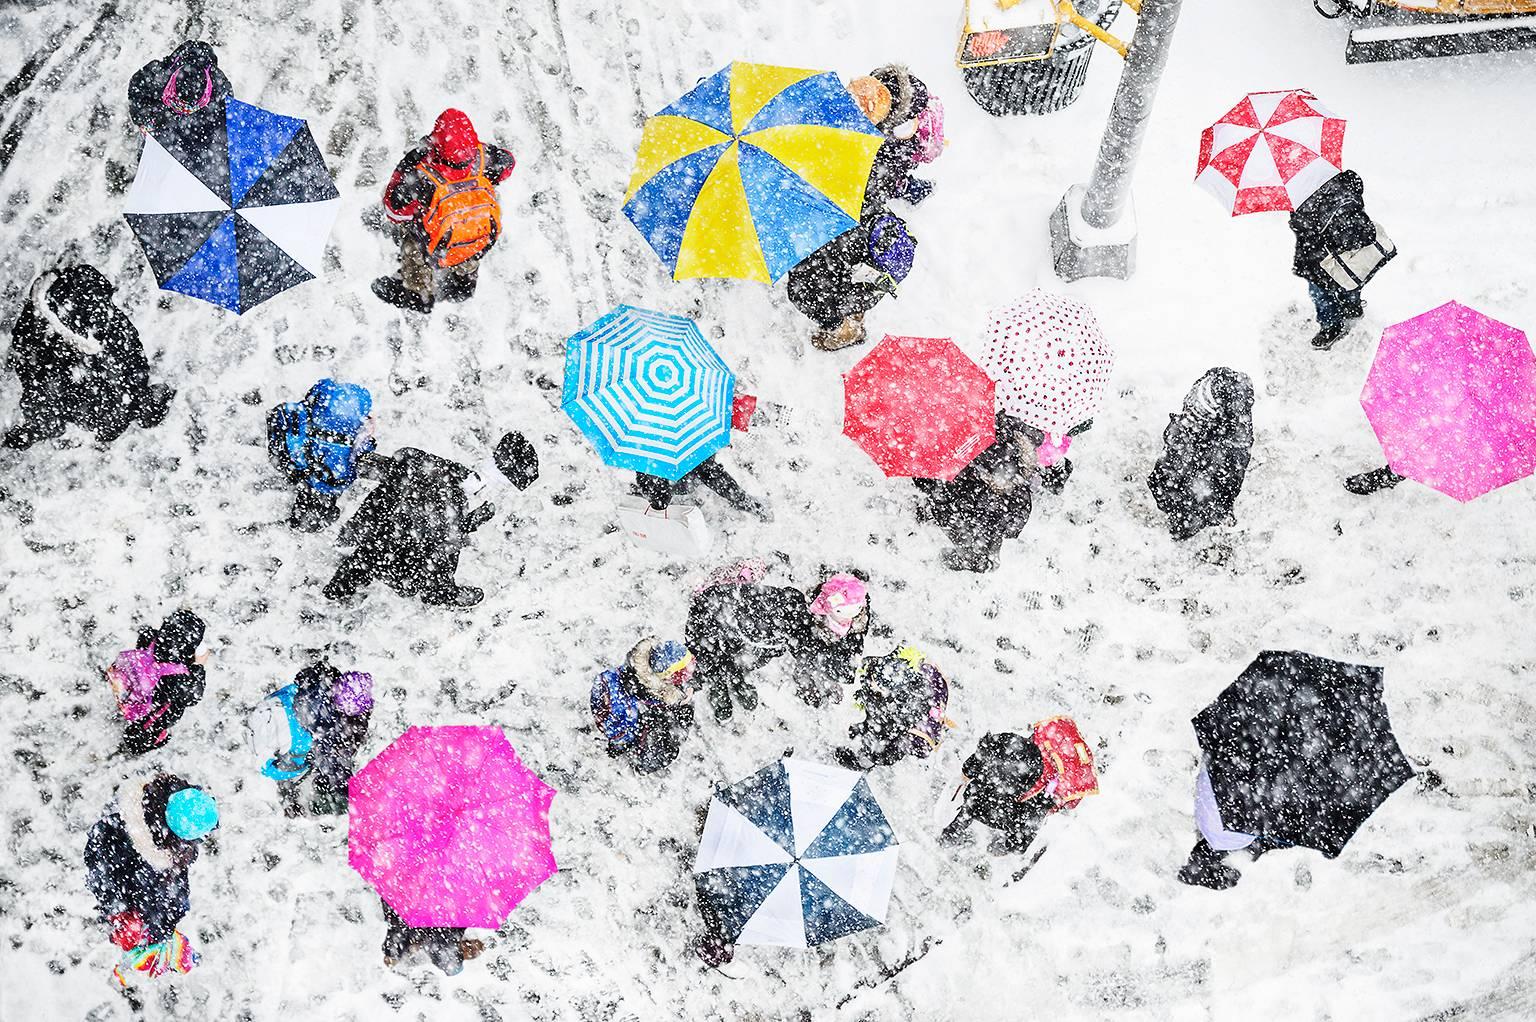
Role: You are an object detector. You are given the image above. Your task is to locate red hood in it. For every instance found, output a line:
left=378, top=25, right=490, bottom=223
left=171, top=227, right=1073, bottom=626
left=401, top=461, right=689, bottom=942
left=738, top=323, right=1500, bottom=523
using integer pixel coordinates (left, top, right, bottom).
left=429, top=109, right=480, bottom=167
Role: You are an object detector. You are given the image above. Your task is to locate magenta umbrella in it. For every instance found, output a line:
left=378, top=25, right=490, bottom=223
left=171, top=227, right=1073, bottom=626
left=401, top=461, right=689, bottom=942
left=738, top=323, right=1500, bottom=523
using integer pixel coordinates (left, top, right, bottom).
left=349, top=726, right=557, bottom=927
left=1362, top=302, right=1536, bottom=503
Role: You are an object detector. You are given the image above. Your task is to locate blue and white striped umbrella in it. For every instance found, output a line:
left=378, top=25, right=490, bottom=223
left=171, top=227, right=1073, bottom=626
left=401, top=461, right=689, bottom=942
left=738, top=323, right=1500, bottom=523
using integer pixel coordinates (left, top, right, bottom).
left=562, top=305, right=735, bottom=481
left=695, top=759, right=899, bottom=949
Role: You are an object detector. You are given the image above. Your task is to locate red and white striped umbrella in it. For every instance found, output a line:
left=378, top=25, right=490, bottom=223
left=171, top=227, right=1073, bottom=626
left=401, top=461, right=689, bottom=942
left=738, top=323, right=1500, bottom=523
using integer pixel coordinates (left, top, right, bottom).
left=1196, top=89, right=1346, bottom=216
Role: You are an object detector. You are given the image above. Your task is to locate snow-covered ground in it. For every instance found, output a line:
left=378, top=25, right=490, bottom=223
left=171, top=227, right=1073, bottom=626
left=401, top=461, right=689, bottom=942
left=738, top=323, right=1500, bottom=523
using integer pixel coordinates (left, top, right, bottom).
left=2, top=0, right=1535, bottom=1019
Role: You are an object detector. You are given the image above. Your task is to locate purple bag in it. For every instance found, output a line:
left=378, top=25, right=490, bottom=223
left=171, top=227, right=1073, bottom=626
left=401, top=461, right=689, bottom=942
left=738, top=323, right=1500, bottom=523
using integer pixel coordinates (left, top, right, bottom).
left=107, top=644, right=187, bottom=723
left=868, top=215, right=917, bottom=283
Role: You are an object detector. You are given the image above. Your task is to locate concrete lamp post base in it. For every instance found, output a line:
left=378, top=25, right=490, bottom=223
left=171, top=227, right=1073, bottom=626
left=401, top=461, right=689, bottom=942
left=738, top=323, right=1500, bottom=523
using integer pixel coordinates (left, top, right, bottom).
left=1049, top=183, right=1137, bottom=282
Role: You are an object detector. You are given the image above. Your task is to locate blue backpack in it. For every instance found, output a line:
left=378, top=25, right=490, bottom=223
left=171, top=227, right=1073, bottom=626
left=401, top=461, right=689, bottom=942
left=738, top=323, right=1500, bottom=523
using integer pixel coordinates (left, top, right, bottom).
left=249, top=684, right=316, bottom=781
left=591, top=668, right=644, bottom=746
left=267, top=379, right=375, bottom=496
left=868, top=214, right=917, bottom=283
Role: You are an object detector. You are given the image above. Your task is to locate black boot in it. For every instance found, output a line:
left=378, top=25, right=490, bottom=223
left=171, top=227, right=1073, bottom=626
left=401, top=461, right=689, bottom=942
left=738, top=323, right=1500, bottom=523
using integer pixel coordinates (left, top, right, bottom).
left=372, top=276, right=434, bottom=314
left=729, top=677, right=759, bottom=712
left=1344, top=466, right=1405, bottom=495
left=707, top=678, right=734, bottom=723
left=941, top=547, right=997, bottom=573
left=1310, top=322, right=1348, bottom=350
left=421, top=584, right=484, bottom=608
left=1177, top=839, right=1241, bottom=890
left=136, top=384, right=175, bottom=427
left=439, top=271, right=478, bottom=304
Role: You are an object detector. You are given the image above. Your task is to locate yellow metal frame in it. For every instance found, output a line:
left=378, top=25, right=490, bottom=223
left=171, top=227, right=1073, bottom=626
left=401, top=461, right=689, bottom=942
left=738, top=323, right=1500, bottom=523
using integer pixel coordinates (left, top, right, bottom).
left=957, top=0, right=1136, bottom=70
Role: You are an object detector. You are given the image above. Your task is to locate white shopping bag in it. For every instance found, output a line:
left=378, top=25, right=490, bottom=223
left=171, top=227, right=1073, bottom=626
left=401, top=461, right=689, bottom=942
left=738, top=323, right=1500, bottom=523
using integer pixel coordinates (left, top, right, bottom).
left=616, top=497, right=714, bottom=556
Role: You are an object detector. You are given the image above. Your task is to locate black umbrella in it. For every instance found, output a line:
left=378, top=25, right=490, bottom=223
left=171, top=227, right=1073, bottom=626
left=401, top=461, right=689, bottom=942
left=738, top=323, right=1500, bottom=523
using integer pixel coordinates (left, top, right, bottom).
left=1193, top=650, right=1414, bottom=858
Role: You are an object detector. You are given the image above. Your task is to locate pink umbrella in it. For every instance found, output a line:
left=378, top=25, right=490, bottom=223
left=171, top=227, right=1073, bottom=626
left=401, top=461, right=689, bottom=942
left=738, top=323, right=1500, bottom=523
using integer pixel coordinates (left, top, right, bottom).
left=980, top=290, right=1114, bottom=436
left=1196, top=89, right=1346, bottom=216
left=1362, top=302, right=1536, bottom=503
left=349, top=726, right=557, bottom=927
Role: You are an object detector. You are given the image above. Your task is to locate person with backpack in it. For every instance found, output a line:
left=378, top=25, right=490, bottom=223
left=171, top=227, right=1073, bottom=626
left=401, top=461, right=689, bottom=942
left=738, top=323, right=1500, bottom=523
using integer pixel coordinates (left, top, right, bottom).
left=84, top=773, right=218, bottom=988
left=251, top=662, right=373, bottom=816
left=372, top=109, right=516, bottom=314
left=380, top=896, right=486, bottom=974
left=685, top=564, right=872, bottom=722
left=323, top=434, right=530, bottom=607
left=786, top=208, right=917, bottom=352
left=266, top=379, right=378, bottom=532
left=4, top=266, right=174, bottom=451
left=127, top=41, right=234, bottom=140
left=1148, top=369, right=1256, bottom=541
left=1177, top=757, right=1259, bottom=891
left=914, top=410, right=1036, bottom=573
left=633, top=455, right=771, bottom=523
left=939, top=720, right=1100, bottom=855
left=850, top=64, right=945, bottom=212
left=591, top=638, right=696, bottom=774
left=112, top=610, right=208, bottom=757
left=1289, top=169, right=1389, bottom=350
left=835, top=646, right=954, bottom=769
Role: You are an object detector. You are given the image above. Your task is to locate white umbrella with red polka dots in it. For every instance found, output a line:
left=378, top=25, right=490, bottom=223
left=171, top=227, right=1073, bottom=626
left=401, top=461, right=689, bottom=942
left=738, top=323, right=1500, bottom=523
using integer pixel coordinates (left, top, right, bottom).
left=980, top=289, right=1114, bottom=436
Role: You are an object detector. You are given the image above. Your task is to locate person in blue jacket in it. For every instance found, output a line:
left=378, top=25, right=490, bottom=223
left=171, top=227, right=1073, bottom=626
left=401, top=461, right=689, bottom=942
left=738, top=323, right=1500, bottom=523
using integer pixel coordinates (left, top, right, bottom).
left=267, top=379, right=377, bottom=532
left=591, top=638, right=696, bottom=773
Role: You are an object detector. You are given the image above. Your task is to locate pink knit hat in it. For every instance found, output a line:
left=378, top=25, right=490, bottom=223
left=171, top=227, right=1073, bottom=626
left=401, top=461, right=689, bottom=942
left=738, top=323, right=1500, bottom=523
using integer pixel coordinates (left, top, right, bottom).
left=808, top=574, right=868, bottom=636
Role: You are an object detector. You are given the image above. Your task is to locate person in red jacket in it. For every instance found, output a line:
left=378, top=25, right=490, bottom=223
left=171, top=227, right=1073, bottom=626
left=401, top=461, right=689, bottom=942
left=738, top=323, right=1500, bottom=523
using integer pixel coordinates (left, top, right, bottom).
left=372, top=109, right=516, bottom=314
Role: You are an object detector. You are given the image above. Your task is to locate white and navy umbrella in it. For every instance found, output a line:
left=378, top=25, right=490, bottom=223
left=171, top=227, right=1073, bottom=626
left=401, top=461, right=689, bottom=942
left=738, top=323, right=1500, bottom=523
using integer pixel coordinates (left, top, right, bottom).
left=123, top=98, right=340, bottom=314
left=561, top=305, right=735, bottom=481
left=694, top=759, right=899, bottom=948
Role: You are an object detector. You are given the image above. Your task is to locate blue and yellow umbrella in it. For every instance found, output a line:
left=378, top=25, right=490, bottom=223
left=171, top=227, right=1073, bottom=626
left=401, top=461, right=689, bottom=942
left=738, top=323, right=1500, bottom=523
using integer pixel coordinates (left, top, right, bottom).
left=623, top=62, right=885, bottom=284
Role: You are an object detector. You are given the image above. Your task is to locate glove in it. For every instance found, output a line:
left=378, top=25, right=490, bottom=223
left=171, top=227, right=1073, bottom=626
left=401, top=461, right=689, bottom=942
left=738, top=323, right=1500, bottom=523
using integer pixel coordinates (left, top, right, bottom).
left=874, top=273, right=899, bottom=297
left=108, top=911, right=147, bottom=951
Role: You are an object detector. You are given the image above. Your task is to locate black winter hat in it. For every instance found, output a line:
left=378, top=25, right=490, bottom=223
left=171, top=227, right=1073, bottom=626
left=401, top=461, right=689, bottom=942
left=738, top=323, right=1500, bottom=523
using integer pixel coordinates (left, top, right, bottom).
left=48, top=264, right=116, bottom=308
left=153, top=609, right=205, bottom=666
left=492, top=431, right=539, bottom=491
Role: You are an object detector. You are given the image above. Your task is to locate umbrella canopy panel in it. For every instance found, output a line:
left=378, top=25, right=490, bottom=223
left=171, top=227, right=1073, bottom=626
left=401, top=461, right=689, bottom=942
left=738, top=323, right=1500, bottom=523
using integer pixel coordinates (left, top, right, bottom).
left=623, top=62, right=884, bottom=283
left=1193, top=650, right=1414, bottom=858
left=843, top=335, right=997, bottom=481
left=695, top=759, right=899, bottom=948
left=981, top=290, right=1114, bottom=435
left=349, top=726, right=558, bottom=928
left=123, top=98, right=340, bottom=314
left=1196, top=89, right=1346, bottom=216
left=562, top=305, right=736, bottom=481
left=1362, top=301, right=1536, bottom=502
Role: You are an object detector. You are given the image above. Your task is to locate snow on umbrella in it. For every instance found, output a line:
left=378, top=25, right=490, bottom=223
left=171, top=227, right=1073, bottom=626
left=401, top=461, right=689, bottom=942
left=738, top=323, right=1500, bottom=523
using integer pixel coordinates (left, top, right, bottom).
left=348, top=726, right=557, bottom=928
left=981, top=290, right=1113, bottom=435
left=562, top=305, right=735, bottom=481
left=1193, top=651, right=1414, bottom=858
left=623, top=61, right=884, bottom=283
left=695, top=759, right=898, bottom=948
left=1362, top=301, right=1536, bottom=502
left=843, top=335, right=997, bottom=482
left=123, top=98, right=340, bottom=313
left=1196, top=89, right=1346, bottom=216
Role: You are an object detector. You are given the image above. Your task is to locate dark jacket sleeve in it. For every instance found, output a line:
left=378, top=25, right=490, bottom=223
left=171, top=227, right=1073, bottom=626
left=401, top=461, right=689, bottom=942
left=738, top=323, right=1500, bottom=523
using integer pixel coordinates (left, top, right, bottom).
left=484, top=143, right=516, bottom=183
left=382, top=145, right=432, bottom=224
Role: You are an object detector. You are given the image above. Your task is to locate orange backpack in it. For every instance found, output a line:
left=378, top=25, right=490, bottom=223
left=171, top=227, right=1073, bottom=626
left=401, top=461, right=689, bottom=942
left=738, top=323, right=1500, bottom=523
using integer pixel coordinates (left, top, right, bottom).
left=1021, top=716, right=1099, bottom=812
left=419, top=150, right=501, bottom=268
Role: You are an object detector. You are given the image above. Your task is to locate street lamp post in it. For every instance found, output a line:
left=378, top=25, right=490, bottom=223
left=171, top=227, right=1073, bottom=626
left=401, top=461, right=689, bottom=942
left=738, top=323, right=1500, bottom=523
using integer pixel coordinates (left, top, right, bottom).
left=1049, top=0, right=1185, bottom=281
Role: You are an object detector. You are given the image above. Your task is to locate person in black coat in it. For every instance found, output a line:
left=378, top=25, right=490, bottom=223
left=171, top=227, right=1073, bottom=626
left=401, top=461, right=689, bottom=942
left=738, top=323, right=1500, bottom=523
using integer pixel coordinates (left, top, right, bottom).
left=914, top=411, right=1035, bottom=573
left=84, top=774, right=218, bottom=956
left=380, top=897, right=485, bottom=974
left=685, top=569, right=871, bottom=722
left=1148, top=368, right=1255, bottom=541
left=4, top=266, right=173, bottom=450
left=286, top=663, right=372, bottom=816
left=1289, top=169, right=1378, bottom=350
left=633, top=455, right=770, bottom=522
left=861, top=64, right=936, bottom=213
left=938, top=733, right=1053, bottom=854
left=127, top=41, right=233, bottom=139
left=785, top=210, right=909, bottom=352
left=119, top=610, right=208, bottom=757
left=324, top=439, right=525, bottom=608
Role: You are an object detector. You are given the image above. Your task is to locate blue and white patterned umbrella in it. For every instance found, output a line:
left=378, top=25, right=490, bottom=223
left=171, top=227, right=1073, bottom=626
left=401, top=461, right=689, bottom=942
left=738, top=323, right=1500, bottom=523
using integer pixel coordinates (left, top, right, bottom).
left=561, top=305, right=735, bottom=481
left=694, top=759, right=899, bottom=948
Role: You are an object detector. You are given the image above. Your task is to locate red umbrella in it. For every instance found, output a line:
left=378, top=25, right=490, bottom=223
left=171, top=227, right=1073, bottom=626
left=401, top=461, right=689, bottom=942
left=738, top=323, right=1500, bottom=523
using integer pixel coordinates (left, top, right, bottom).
left=843, top=335, right=997, bottom=481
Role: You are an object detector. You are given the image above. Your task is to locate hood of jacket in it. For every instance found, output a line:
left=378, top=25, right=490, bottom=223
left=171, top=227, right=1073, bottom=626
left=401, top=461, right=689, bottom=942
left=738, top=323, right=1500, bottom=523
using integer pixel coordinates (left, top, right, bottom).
left=29, top=271, right=105, bottom=355
left=118, top=776, right=178, bottom=871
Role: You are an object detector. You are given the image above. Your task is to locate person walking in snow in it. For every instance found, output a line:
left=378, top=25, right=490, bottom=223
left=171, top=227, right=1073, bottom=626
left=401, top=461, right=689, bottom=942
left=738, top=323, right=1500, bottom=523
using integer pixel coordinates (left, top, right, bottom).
left=850, top=64, right=945, bottom=212
left=836, top=647, right=954, bottom=769
left=266, top=378, right=378, bottom=532
left=786, top=207, right=916, bottom=351
left=251, top=662, right=373, bottom=816
left=85, top=774, right=218, bottom=988
left=685, top=564, right=871, bottom=721
left=1148, top=368, right=1256, bottom=541
left=110, top=610, right=208, bottom=757
left=372, top=109, right=516, bottom=314
left=590, top=638, right=696, bottom=773
left=914, top=410, right=1036, bottom=573
left=4, top=266, right=173, bottom=450
left=323, top=434, right=531, bottom=608
left=939, top=720, right=1099, bottom=855
left=127, top=41, right=233, bottom=139
left=1177, top=757, right=1261, bottom=891
left=633, top=455, right=771, bottom=522
left=1289, top=169, right=1386, bottom=350
left=380, top=897, right=485, bottom=975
